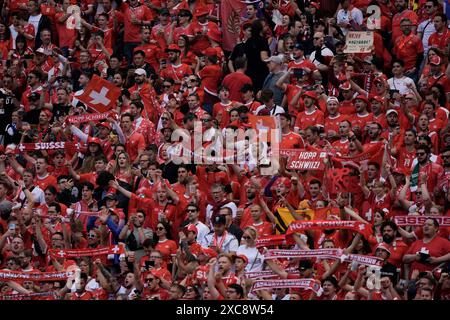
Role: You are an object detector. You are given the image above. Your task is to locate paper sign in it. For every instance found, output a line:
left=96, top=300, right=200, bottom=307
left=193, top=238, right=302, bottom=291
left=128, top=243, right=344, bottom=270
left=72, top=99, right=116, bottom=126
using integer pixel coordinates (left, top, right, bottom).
left=343, top=31, right=374, bottom=53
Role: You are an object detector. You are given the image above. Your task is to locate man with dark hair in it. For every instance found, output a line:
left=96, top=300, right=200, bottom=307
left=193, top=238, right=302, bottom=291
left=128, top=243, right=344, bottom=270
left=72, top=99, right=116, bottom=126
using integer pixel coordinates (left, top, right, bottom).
left=222, top=56, right=252, bottom=102
left=120, top=113, right=146, bottom=163
left=254, top=89, right=285, bottom=116
left=410, top=144, right=444, bottom=195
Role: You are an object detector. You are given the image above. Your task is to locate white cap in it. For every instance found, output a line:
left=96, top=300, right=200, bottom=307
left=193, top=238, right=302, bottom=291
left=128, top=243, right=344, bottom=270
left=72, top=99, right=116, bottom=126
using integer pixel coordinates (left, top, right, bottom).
left=134, top=68, right=146, bottom=76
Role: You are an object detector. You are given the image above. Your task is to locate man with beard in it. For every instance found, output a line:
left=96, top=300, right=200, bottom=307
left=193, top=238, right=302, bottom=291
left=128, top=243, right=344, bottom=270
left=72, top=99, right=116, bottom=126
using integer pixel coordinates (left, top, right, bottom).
left=366, top=122, right=385, bottom=145
left=348, top=95, right=373, bottom=140
left=324, top=96, right=346, bottom=142
left=201, top=215, right=239, bottom=255
left=426, top=56, right=450, bottom=101
left=71, top=182, right=98, bottom=232
left=128, top=68, right=153, bottom=102
left=128, top=98, right=157, bottom=145
left=393, top=18, right=423, bottom=82
left=171, top=165, right=190, bottom=197
left=378, top=221, right=408, bottom=269
left=294, top=91, right=324, bottom=135
left=134, top=27, right=162, bottom=73
left=119, top=113, right=146, bottom=163
left=61, top=273, right=93, bottom=300
left=382, top=109, right=402, bottom=145
left=160, top=44, right=192, bottom=89
left=287, top=43, right=320, bottom=85
left=391, top=0, right=418, bottom=42
left=410, top=144, right=444, bottom=196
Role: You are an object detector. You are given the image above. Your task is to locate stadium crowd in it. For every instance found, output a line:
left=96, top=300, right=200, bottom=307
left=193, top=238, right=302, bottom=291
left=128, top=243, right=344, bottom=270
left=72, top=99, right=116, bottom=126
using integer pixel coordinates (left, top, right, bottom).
left=0, top=0, right=449, bottom=300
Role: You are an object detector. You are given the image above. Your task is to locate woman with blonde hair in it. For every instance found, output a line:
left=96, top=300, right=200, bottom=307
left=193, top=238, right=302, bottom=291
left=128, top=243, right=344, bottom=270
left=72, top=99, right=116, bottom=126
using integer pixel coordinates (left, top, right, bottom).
left=236, top=226, right=264, bottom=272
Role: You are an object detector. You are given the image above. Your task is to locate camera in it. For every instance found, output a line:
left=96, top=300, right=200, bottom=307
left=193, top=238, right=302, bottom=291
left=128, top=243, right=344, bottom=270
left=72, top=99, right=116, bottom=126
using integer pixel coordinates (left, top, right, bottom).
left=293, top=68, right=305, bottom=78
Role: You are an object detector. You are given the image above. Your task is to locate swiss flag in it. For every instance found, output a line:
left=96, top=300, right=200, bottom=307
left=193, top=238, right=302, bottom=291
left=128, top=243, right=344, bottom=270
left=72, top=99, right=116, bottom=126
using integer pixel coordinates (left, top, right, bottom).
left=247, top=114, right=279, bottom=143
left=77, top=75, right=121, bottom=113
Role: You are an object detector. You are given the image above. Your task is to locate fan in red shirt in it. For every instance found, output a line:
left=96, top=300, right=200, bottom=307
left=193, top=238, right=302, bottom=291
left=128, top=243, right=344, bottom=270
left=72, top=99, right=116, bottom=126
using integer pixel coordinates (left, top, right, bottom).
left=324, top=96, right=347, bottom=142
left=160, top=44, right=192, bottom=89
left=197, top=49, right=222, bottom=104
left=221, top=56, right=252, bottom=103
left=294, top=91, right=324, bottom=134
left=403, top=218, right=450, bottom=273
left=279, top=113, right=305, bottom=150
left=189, top=6, right=219, bottom=53
left=119, top=113, right=146, bottom=163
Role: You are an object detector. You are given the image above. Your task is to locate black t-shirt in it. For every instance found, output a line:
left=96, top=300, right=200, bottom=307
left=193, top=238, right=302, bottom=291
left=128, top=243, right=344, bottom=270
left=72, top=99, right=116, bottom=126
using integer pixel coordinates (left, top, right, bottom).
left=0, top=92, right=15, bottom=132
left=243, top=36, right=270, bottom=91
left=52, top=103, right=70, bottom=122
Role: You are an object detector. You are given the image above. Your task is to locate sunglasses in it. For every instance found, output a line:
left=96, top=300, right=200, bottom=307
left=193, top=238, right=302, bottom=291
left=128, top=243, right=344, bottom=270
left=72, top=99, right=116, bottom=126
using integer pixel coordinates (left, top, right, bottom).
left=145, top=278, right=155, bottom=282
left=163, top=85, right=172, bottom=88
left=186, top=209, right=197, bottom=212
left=156, top=227, right=165, bottom=231
left=201, top=119, right=211, bottom=122
left=416, top=152, right=426, bottom=156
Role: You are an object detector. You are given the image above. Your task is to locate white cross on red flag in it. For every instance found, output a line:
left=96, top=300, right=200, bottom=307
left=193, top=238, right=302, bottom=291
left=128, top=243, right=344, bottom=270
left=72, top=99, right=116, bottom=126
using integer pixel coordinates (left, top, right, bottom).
left=77, top=74, right=121, bottom=113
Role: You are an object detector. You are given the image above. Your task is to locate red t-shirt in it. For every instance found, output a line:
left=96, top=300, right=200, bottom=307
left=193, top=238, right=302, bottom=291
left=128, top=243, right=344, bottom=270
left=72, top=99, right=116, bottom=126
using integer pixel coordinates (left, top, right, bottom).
left=198, top=64, right=222, bottom=96
left=222, top=72, right=252, bottom=102
left=123, top=4, right=153, bottom=43
left=406, top=236, right=450, bottom=272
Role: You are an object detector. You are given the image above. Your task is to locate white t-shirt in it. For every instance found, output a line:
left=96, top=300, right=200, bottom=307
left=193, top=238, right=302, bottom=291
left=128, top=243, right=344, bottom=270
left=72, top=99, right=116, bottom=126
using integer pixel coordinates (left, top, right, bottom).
left=336, top=8, right=364, bottom=36
left=206, top=201, right=237, bottom=227
left=236, top=245, right=264, bottom=272
left=19, top=186, right=45, bottom=205
left=253, top=104, right=285, bottom=116
left=387, top=76, right=416, bottom=95
left=193, top=221, right=210, bottom=244
left=28, top=14, right=42, bottom=37
left=417, top=19, right=436, bottom=53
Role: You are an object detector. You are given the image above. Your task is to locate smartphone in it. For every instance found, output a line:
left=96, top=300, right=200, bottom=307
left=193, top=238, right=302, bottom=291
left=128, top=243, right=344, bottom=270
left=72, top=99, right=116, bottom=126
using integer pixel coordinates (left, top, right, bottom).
left=293, top=68, right=305, bottom=78
left=23, top=54, right=34, bottom=59
left=9, top=223, right=16, bottom=231
left=145, top=260, right=155, bottom=270
left=389, top=89, right=399, bottom=96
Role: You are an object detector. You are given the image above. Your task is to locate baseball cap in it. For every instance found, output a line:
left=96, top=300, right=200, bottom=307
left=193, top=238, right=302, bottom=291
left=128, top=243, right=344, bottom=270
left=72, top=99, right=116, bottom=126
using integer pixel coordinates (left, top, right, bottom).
left=212, top=215, right=227, bottom=225
left=202, top=47, right=217, bottom=57
left=35, top=48, right=47, bottom=55
left=293, top=43, right=304, bottom=50
left=309, top=2, right=320, bottom=9
left=375, top=243, right=391, bottom=255
left=87, top=136, right=102, bottom=145
left=302, top=90, right=317, bottom=101
left=234, top=254, right=249, bottom=265
left=299, top=260, right=313, bottom=270
left=165, top=44, right=181, bottom=53
left=263, top=54, right=283, bottom=64
left=353, top=94, right=369, bottom=104
left=207, top=28, right=221, bottom=43
left=327, top=96, right=339, bottom=104
left=339, top=81, right=352, bottom=91
left=97, top=122, right=112, bottom=130
left=186, top=224, right=198, bottom=234
left=429, top=55, right=441, bottom=65
left=386, top=109, right=398, bottom=116
left=105, top=193, right=117, bottom=201
left=134, top=68, right=146, bottom=76
left=369, top=95, right=384, bottom=103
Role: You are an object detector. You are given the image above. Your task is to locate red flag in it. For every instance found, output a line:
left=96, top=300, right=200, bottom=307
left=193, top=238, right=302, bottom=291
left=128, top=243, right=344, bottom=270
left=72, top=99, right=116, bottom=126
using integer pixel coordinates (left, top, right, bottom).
left=77, top=75, right=121, bottom=113
left=332, top=142, right=384, bottom=168
left=220, top=0, right=246, bottom=51
left=247, top=114, right=278, bottom=143
left=326, top=168, right=359, bottom=193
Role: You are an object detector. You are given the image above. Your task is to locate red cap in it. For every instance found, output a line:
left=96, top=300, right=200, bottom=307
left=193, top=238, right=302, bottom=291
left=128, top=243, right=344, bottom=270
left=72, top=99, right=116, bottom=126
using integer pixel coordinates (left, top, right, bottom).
left=277, top=177, right=292, bottom=189
left=430, top=55, right=441, bottom=65
left=41, top=109, right=53, bottom=118
left=310, top=2, right=320, bottom=9
left=234, top=254, right=249, bottom=265
left=200, top=247, right=218, bottom=259
left=186, top=224, right=198, bottom=234
left=194, top=5, right=209, bottom=17
left=207, top=28, right=222, bottom=43
left=339, top=81, right=352, bottom=90
left=369, top=95, right=384, bottom=103
left=97, top=122, right=112, bottom=130
left=87, top=136, right=102, bottom=145
left=373, top=74, right=388, bottom=84
left=375, top=243, right=391, bottom=255
left=302, top=90, right=317, bottom=101
left=202, top=47, right=217, bottom=57
left=353, top=94, right=369, bottom=104
left=165, top=44, right=181, bottom=52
